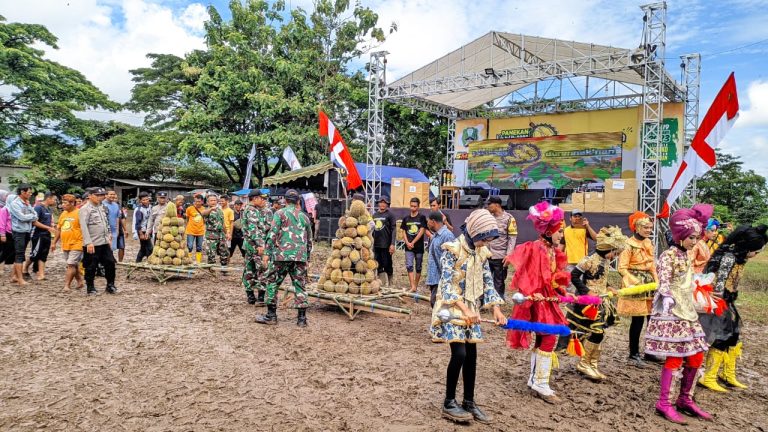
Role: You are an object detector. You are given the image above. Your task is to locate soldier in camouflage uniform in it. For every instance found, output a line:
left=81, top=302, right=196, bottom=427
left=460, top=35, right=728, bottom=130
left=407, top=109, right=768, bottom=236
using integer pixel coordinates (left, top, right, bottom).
left=242, top=189, right=272, bottom=305
left=255, top=189, right=313, bottom=327
left=202, top=194, right=229, bottom=266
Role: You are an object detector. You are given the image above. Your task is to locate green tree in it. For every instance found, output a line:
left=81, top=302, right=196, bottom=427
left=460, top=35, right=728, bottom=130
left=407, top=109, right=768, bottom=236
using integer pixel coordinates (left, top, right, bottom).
left=698, top=151, right=768, bottom=225
left=70, top=127, right=180, bottom=184
left=382, top=104, right=446, bottom=180
left=0, top=15, right=117, bottom=140
left=128, top=0, right=390, bottom=186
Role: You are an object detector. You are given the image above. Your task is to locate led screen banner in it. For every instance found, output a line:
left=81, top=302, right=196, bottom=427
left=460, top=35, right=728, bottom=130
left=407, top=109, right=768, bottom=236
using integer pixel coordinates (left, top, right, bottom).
left=453, top=103, right=684, bottom=189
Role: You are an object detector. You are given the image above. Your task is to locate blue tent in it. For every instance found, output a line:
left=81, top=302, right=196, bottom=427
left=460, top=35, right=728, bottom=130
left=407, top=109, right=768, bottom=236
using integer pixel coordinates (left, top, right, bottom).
left=354, top=163, right=429, bottom=184
left=231, top=188, right=252, bottom=196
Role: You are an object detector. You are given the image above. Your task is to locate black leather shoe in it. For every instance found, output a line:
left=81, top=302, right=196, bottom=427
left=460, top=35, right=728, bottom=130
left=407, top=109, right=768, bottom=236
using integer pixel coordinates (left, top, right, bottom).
left=462, top=400, right=492, bottom=424
left=106, top=284, right=117, bottom=294
left=442, top=399, right=472, bottom=423
left=246, top=291, right=257, bottom=305
left=297, top=309, right=308, bottom=328
left=643, top=353, right=664, bottom=364
left=629, top=353, right=646, bottom=368
left=86, top=285, right=98, bottom=296
left=255, top=304, right=278, bottom=325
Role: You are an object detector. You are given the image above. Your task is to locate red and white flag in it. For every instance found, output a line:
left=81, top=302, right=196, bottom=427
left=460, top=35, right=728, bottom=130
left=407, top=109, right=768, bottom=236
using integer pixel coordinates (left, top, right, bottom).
left=319, top=110, right=363, bottom=190
left=659, top=73, right=739, bottom=218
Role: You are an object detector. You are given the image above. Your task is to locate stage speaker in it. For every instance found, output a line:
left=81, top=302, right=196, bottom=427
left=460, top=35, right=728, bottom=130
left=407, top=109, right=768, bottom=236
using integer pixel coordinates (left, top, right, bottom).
left=327, top=170, right=342, bottom=199
left=317, top=217, right=340, bottom=240
left=459, top=194, right=482, bottom=209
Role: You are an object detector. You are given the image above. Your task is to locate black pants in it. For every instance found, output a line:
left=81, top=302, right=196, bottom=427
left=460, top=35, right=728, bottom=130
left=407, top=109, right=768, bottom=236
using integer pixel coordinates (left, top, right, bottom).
left=629, top=315, right=650, bottom=356
left=83, top=244, right=116, bottom=286
left=30, top=236, right=51, bottom=272
left=487, top=258, right=507, bottom=299
left=229, top=237, right=244, bottom=257
left=0, top=235, right=15, bottom=265
left=12, top=232, right=30, bottom=264
left=446, top=343, right=477, bottom=402
left=136, top=238, right=153, bottom=262
left=428, top=284, right=438, bottom=308
left=374, top=247, right=393, bottom=278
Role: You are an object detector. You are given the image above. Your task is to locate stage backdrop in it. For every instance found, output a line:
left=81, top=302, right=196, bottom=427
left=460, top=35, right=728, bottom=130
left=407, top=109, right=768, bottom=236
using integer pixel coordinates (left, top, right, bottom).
left=453, top=103, right=684, bottom=189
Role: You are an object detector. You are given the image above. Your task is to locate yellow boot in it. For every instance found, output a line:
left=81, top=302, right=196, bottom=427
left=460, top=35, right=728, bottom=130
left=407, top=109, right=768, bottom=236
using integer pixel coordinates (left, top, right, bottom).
left=589, top=342, right=607, bottom=380
left=698, top=349, right=729, bottom=392
left=195, top=252, right=202, bottom=264
left=720, top=343, right=748, bottom=389
left=576, top=341, right=602, bottom=381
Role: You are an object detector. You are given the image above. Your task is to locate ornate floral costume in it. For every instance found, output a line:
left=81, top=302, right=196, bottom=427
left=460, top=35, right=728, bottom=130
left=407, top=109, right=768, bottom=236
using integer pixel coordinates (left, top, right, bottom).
left=617, top=235, right=657, bottom=316
left=430, top=235, right=504, bottom=343
left=689, top=239, right=711, bottom=274
left=644, top=247, right=709, bottom=357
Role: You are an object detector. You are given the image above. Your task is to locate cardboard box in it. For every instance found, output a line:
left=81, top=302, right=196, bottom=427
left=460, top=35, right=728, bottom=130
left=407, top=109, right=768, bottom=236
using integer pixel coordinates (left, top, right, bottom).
left=571, top=192, right=585, bottom=208
left=559, top=202, right=575, bottom=212
left=584, top=192, right=605, bottom=213
left=390, top=177, right=409, bottom=208
left=392, top=178, right=430, bottom=208
left=604, top=178, right=637, bottom=213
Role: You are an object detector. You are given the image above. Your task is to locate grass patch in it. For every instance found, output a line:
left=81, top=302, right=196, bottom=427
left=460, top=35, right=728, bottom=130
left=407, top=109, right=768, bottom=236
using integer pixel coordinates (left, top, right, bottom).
left=739, top=252, right=768, bottom=324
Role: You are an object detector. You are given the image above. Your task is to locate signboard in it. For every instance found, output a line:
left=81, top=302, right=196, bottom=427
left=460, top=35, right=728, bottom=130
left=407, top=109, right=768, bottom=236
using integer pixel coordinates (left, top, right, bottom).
left=453, top=103, right=684, bottom=189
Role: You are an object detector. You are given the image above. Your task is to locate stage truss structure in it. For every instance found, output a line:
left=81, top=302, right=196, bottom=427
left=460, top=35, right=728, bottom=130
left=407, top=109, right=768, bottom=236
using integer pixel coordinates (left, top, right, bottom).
left=365, top=0, right=700, bottom=251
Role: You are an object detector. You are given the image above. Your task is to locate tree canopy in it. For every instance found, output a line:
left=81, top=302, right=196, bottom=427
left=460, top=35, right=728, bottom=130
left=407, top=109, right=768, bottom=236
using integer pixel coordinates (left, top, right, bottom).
left=698, top=151, right=768, bottom=225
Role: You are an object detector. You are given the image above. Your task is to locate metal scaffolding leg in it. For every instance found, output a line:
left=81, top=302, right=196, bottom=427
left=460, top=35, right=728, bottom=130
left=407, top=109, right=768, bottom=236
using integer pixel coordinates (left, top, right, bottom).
left=446, top=117, right=456, bottom=170
left=639, top=2, right=667, bottom=252
left=677, top=53, right=701, bottom=208
left=366, top=51, right=388, bottom=205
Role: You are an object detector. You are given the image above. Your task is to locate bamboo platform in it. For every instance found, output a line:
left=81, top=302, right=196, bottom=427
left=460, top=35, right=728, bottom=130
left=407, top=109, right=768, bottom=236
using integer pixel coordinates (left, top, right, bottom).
left=117, top=262, right=243, bottom=284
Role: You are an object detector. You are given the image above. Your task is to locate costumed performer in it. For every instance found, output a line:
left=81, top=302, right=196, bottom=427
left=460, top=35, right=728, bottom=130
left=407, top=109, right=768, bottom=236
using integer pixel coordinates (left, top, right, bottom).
left=689, top=218, right=719, bottom=274
left=705, top=218, right=725, bottom=254
left=430, top=209, right=507, bottom=424
left=617, top=211, right=659, bottom=368
left=698, top=224, right=767, bottom=392
left=562, top=226, right=628, bottom=381
left=506, top=201, right=571, bottom=404
left=644, top=204, right=713, bottom=424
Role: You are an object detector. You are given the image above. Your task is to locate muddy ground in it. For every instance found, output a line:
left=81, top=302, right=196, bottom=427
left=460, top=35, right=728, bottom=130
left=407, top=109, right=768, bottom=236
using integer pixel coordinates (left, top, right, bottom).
left=1, top=240, right=766, bottom=431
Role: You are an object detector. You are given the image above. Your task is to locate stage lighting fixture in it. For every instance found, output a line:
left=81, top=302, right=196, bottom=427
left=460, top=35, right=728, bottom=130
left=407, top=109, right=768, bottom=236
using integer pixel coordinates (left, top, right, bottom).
left=484, top=68, right=496, bottom=76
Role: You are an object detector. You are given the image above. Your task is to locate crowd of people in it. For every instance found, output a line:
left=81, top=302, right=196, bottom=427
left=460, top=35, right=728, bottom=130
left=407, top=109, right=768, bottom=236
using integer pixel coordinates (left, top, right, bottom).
left=2, top=181, right=766, bottom=426
left=428, top=201, right=766, bottom=426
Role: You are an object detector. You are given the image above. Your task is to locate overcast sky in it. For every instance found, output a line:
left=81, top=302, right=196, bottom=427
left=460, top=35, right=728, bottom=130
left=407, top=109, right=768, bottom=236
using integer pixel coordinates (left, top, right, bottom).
left=2, top=0, right=767, bottom=176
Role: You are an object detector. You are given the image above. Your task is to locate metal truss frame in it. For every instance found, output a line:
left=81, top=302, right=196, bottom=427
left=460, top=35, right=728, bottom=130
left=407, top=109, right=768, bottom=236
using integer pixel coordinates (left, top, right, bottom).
left=639, top=2, right=667, bottom=251
left=365, top=51, right=387, bottom=205
left=677, top=53, right=702, bottom=208
left=365, top=1, right=697, bottom=255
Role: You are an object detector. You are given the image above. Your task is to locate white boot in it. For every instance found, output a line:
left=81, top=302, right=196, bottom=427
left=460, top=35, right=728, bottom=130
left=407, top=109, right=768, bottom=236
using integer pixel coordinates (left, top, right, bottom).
left=530, top=349, right=562, bottom=404
left=378, top=272, right=389, bottom=288
left=527, top=351, right=537, bottom=388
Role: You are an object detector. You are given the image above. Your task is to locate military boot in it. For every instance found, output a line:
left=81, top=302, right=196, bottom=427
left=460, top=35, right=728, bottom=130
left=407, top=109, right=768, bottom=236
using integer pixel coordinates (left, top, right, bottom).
left=255, top=304, right=278, bottom=325
left=297, top=308, right=308, bottom=328
left=253, top=290, right=266, bottom=307
left=86, top=284, right=98, bottom=296
left=246, top=291, right=256, bottom=305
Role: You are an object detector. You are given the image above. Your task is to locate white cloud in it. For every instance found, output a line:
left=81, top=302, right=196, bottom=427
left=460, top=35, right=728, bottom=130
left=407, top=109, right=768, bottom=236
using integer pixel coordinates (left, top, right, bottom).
left=0, top=0, right=207, bottom=103
left=736, top=80, right=768, bottom=128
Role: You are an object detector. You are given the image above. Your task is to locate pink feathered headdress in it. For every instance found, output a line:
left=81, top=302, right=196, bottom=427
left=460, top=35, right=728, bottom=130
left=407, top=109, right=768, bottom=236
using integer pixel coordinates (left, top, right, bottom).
left=670, top=204, right=713, bottom=242
left=527, top=201, right=565, bottom=236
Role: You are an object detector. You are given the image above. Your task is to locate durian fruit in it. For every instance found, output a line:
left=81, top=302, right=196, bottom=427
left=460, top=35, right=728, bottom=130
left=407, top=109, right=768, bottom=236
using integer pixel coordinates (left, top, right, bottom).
left=353, top=273, right=365, bottom=285
left=349, top=250, right=360, bottom=262
left=170, top=241, right=180, bottom=250
left=172, top=258, right=182, bottom=266
left=162, top=256, right=173, bottom=265
left=160, top=241, right=169, bottom=249
left=171, top=227, right=179, bottom=236
left=155, top=247, right=167, bottom=257
left=332, top=239, right=343, bottom=250
left=163, top=234, right=174, bottom=243
left=149, top=256, right=161, bottom=265
left=370, top=279, right=381, bottom=294
left=342, top=270, right=355, bottom=284
left=176, top=249, right=185, bottom=259
left=341, top=236, right=355, bottom=247
left=161, top=217, right=171, bottom=226
left=361, top=247, right=371, bottom=261
left=166, top=248, right=177, bottom=258
left=174, top=235, right=182, bottom=243
left=357, top=225, right=369, bottom=237
left=340, top=246, right=352, bottom=258
left=367, top=259, right=378, bottom=270
left=161, top=226, right=171, bottom=235
left=355, top=260, right=367, bottom=274
left=330, top=249, right=341, bottom=259
left=354, top=237, right=363, bottom=250
left=171, top=217, right=182, bottom=226
left=335, top=281, right=349, bottom=294
left=358, top=214, right=372, bottom=225
left=330, top=269, right=342, bottom=283
left=361, top=283, right=372, bottom=295
left=348, top=282, right=360, bottom=295
left=361, top=236, right=372, bottom=249
left=165, top=202, right=177, bottom=217
left=331, top=258, right=342, bottom=269
left=348, top=200, right=366, bottom=218
left=336, top=229, right=345, bottom=238
left=323, top=280, right=336, bottom=292
left=341, top=257, right=352, bottom=270
left=345, top=217, right=359, bottom=228
left=344, top=228, right=358, bottom=239
left=365, top=270, right=375, bottom=283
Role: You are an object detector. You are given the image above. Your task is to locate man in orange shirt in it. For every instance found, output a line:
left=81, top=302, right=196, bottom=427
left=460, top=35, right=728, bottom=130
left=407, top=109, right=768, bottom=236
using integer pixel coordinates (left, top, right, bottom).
left=50, top=194, right=83, bottom=292
left=563, top=209, right=598, bottom=267
left=185, top=194, right=206, bottom=263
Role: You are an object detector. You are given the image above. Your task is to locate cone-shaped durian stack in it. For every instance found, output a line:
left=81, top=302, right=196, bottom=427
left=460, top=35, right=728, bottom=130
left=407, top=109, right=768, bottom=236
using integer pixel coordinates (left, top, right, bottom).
left=318, top=200, right=381, bottom=295
left=148, top=203, right=193, bottom=266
